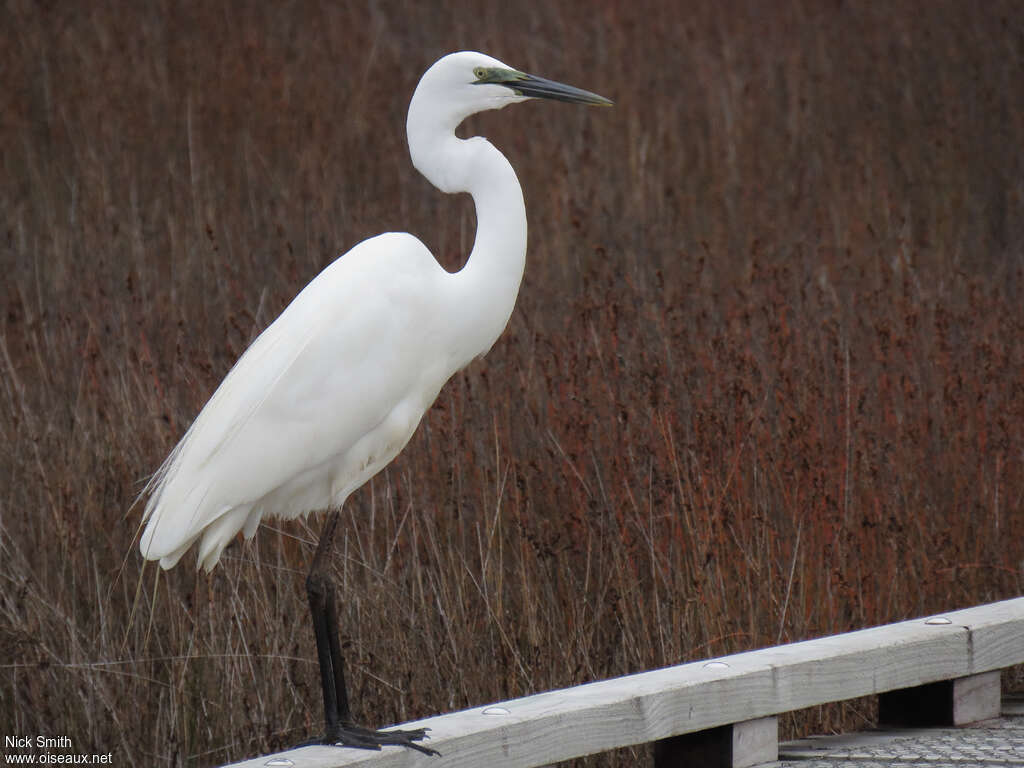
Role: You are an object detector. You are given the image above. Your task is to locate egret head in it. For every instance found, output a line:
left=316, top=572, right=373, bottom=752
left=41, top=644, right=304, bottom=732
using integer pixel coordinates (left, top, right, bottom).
left=407, top=51, right=611, bottom=194
left=409, top=51, right=612, bottom=135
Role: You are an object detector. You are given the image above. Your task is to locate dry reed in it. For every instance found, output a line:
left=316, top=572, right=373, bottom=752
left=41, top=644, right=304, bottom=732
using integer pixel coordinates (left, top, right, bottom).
left=1, top=1, right=1021, bottom=765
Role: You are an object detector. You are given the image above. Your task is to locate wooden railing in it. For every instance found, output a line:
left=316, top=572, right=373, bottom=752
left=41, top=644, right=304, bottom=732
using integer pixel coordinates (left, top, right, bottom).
left=224, top=597, right=1024, bottom=768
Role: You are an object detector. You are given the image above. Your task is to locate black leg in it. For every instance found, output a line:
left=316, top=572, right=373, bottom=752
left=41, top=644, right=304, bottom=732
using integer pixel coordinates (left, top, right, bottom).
left=323, top=575, right=353, bottom=726
left=307, top=508, right=344, bottom=735
left=304, top=508, right=439, bottom=756
left=307, top=573, right=340, bottom=734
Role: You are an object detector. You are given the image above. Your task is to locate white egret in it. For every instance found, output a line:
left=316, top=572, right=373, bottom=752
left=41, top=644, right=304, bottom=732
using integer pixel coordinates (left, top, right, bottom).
left=139, top=51, right=610, bottom=754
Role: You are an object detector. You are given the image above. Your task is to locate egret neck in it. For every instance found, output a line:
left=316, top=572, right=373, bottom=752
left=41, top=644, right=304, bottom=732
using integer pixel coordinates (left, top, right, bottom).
left=406, top=103, right=527, bottom=369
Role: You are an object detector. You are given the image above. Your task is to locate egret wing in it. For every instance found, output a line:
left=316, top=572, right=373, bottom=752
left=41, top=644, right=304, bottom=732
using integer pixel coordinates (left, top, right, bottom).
left=140, top=233, right=448, bottom=567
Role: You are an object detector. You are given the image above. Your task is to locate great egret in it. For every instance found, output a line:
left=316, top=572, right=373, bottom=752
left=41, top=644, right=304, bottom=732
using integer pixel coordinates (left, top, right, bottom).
left=139, top=51, right=610, bottom=754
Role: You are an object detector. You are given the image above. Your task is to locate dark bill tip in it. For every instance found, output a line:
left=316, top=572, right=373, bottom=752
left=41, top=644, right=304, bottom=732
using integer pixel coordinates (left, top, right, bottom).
left=512, top=73, right=613, bottom=106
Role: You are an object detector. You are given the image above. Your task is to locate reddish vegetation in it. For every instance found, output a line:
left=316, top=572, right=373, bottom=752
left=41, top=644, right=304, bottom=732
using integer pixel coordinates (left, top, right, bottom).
left=2, top=1, right=1021, bottom=765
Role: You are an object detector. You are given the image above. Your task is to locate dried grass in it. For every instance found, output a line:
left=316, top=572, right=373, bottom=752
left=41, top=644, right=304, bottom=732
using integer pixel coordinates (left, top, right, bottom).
left=1, top=1, right=1022, bottom=765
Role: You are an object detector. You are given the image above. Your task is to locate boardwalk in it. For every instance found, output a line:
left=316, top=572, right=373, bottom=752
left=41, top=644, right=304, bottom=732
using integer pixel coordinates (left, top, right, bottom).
left=224, top=600, right=1024, bottom=768
left=776, top=695, right=1024, bottom=767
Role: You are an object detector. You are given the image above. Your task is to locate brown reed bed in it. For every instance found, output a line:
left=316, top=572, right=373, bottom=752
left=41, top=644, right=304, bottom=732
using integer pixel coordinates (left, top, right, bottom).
left=1, top=1, right=1021, bottom=765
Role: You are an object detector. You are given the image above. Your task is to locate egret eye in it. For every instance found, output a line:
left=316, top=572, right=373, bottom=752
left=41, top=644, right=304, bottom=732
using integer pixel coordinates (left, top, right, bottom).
left=473, top=67, right=487, bottom=81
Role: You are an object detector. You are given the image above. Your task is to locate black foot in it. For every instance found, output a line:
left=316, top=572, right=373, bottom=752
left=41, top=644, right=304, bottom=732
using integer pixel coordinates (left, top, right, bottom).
left=325, top=724, right=439, bottom=756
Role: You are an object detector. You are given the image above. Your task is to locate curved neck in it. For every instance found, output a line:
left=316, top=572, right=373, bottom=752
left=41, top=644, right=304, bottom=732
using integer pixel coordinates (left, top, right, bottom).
left=408, top=112, right=527, bottom=366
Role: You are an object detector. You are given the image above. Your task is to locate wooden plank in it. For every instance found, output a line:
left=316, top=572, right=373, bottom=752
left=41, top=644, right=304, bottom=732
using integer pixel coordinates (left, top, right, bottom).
left=943, top=600, right=1024, bottom=672
left=732, top=716, right=778, bottom=768
left=953, top=670, right=1002, bottom=724
left=224, top=597, right=1024, bottom=768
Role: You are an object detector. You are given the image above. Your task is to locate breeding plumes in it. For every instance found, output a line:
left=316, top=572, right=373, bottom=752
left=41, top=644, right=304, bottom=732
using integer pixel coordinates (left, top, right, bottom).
left=140, top=51, right=610, bottom=753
